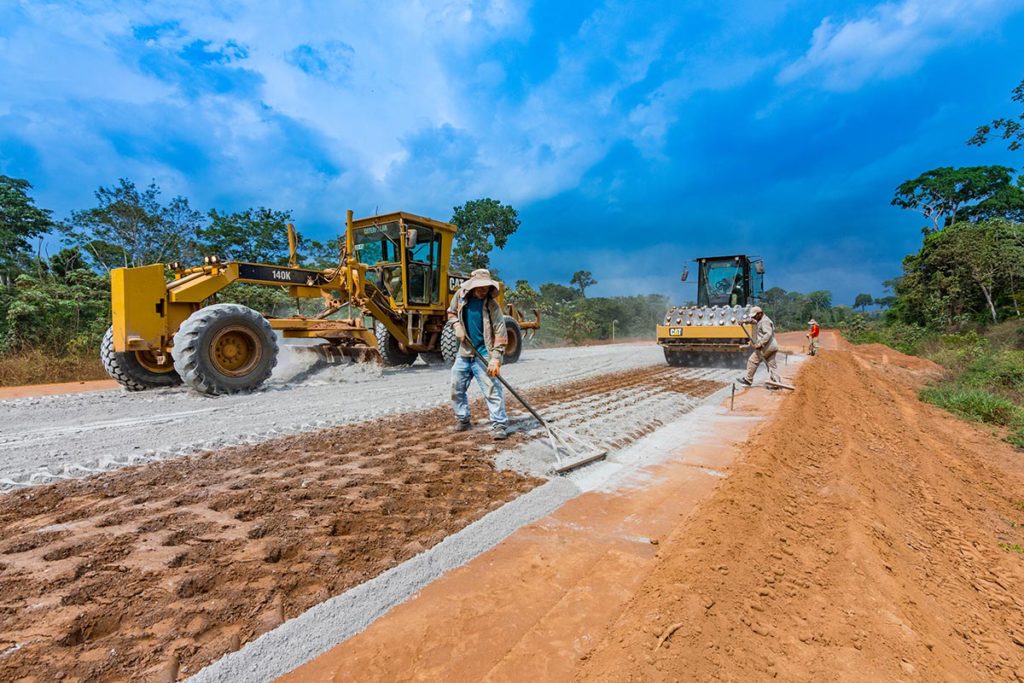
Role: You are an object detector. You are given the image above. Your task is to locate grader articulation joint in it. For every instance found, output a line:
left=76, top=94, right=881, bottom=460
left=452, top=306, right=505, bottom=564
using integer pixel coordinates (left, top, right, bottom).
left=103, top=210, right=540, bottom=395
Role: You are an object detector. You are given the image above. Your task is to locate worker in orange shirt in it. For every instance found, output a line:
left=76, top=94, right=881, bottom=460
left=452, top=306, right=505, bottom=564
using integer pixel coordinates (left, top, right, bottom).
left=806, top=318, right=820, bottom=356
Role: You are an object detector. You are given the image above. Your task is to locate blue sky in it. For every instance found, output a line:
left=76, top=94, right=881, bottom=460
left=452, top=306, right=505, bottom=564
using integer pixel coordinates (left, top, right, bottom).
left=1, top=0, right=1023, bottom=305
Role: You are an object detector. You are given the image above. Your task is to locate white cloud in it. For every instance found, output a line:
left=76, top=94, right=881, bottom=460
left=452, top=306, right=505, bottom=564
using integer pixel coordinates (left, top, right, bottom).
left=1, top=0, right=779, bottom=230
left=778, top=0, right=1024, bottom=91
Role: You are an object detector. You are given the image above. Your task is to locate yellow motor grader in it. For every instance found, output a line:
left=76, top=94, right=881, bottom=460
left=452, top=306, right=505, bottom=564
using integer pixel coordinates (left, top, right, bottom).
left=656, top=254, right=764, bottom=368
left=102, top=210, right=539, bottom=394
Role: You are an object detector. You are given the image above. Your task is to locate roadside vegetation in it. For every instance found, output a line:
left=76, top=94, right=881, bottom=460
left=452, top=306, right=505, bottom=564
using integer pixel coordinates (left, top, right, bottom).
left=845, top=77, right=1024, bottom=449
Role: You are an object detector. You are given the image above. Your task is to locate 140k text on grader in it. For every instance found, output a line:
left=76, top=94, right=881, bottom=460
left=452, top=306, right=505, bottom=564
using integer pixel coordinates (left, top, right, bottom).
left=657, top=254, right=765, bottom=369
left=102, top=210, right=540, bottom=395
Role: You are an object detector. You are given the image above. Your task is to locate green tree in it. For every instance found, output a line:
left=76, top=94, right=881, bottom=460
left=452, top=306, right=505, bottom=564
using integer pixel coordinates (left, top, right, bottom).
left=450, top=198, right=520, bottom=270
left=570, top=270, right=597, bottom=296
left=806, top=290, right=833, bottom=317
left=891, top=166, right=1024, bottom=233
left=539, top=282, right=581, bottom=309
left=201, top=207, right=295, bottom=264
left=854, top=293, right=874, bottom=311
left=563, top=307, right=596, bottom=345
left=968, top=78, right=1024, bottom=152
left=2, top=258, right=110, bottom=354
left=0, top=176, right=54, bottom=286
left=928, top=219, right=1024, bottom=323
left=507, top=279, right=541, bottom=311
left=874, top=295, right=896, bottom=309
left=64, top=179, right=203, bottom=269
left=890, top=219, right=1024, bottom=326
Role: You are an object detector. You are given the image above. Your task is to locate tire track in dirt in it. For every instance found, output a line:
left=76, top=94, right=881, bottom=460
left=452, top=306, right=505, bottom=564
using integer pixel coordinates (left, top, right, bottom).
left=0, top=365, right=722, bottom=682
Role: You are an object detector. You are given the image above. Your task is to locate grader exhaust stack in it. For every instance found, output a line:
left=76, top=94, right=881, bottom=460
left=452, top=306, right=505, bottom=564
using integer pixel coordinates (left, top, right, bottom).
left=103, top=210, right=540, bottom=395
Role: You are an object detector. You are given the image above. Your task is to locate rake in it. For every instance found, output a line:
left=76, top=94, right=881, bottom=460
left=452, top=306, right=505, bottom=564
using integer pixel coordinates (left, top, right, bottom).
left=466, top=347, right=607, bottom=474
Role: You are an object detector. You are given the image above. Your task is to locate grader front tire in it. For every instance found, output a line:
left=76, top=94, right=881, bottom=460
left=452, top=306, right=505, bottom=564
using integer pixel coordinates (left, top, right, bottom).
left=375, top=322, right=418, bottom=366
left=502, top=316, right=523, bottom=364
left=173, top=304, right=278, bottom=395
left=101, top=327, right=182, bottom=391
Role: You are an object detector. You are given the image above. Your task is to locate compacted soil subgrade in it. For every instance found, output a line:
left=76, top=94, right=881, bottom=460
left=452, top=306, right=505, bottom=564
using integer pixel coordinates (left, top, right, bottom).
left=0, top=365, right=721, bottom=682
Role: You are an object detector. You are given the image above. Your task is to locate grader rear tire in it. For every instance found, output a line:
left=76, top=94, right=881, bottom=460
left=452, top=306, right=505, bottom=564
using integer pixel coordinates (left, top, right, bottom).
left=375, top=322, right=417, bottom=366
left=173, top=304, right=278, bottom=395
left=101, top=327, right=182, bottom=391
left=440, top=322, right=460, bottom=366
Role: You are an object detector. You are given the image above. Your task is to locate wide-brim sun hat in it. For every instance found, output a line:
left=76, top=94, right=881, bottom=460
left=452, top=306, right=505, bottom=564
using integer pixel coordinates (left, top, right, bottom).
left=749, top=305, right=763, bottom=316
left=461, top=268, right=500, bottom=293
left=808, top=319, right=817, bottom=324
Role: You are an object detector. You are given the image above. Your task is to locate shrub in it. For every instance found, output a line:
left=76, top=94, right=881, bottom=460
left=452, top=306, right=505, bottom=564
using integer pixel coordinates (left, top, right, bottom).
left=919, top=386, right=1019, bottom=426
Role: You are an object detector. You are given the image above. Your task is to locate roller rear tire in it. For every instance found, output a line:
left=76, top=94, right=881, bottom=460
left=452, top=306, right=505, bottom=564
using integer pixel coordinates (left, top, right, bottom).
left=101, top=327, right=182, bottom=391
left=173, top=304, right=278, bottom=395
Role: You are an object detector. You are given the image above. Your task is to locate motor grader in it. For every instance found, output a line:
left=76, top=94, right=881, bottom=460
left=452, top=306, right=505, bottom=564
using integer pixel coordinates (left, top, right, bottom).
left=102, top=210, right=540, bottom=395
left=656, top=254, right=764, bottom=368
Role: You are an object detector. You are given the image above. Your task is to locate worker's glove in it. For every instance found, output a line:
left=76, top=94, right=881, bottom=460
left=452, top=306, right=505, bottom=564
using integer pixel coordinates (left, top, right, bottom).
left=487, top=357, right=501, bottom=377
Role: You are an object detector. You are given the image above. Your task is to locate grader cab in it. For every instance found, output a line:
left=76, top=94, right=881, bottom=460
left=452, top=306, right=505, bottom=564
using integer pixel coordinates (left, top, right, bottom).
left=656, top=254, right=764, bottom=368
left=103, top=210, right=540, bottom=395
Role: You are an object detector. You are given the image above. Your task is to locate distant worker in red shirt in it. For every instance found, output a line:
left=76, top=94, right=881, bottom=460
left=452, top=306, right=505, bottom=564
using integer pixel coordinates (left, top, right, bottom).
left=807, top=318, right=820, bottom=356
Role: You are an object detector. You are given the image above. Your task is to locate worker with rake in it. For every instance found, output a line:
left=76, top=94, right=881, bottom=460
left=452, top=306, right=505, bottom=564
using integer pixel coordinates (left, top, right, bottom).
left=448, top=268, right=510, bottom=440
left=737, top=305, right=783, bottom=388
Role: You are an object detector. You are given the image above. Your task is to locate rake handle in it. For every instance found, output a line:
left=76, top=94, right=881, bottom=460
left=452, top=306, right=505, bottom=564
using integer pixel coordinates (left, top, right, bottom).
left=465, top=346, right=551, bottom=429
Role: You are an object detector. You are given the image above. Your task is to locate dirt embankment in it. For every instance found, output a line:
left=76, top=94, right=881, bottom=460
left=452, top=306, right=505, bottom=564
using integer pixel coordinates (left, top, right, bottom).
left=0, top=365, right=721, bottom=682
left=578, top=345, right=1024, bottom=681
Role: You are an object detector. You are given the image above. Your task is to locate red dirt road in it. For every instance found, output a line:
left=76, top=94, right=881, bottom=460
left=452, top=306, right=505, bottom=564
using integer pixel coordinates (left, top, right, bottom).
left=280, top=331, right=1024, bottom=682
left=579, top=342, right=1024, bottom=681
left=0, top=379, right=117, bottom=400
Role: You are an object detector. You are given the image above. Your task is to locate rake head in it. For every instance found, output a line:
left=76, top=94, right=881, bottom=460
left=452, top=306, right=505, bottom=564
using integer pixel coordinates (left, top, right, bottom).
left=545, top=424, right=608, bottom=474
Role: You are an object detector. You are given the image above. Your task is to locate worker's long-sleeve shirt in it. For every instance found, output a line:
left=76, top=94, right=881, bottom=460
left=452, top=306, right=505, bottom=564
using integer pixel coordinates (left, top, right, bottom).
left=752, top=315, right=778, bottom=355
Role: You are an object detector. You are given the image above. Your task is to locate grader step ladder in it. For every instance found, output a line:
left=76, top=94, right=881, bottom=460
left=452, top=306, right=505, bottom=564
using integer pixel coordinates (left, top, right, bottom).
left=104, top=210, right=540, bottom=395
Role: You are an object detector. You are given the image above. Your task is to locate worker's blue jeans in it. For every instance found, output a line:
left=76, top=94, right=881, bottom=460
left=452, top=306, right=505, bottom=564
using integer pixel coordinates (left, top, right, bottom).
left=450, top=355, right=507, bottom=427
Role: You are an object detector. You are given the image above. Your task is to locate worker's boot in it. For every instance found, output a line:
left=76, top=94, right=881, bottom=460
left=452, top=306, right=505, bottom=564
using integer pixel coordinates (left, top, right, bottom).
left=450, top=419, right=471, bottom=433
left=736, top=377, right=753, bottom=387
left=491, top=423, right=509, bottom=441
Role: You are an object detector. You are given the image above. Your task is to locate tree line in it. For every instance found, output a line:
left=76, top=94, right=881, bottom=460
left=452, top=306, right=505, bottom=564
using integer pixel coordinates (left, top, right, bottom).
left=882, top=78, right=1024, bottom=329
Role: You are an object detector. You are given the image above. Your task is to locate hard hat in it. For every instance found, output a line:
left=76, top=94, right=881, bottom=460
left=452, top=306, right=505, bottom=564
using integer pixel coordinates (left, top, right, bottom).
left=749, top=306, right=763, bottom=316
